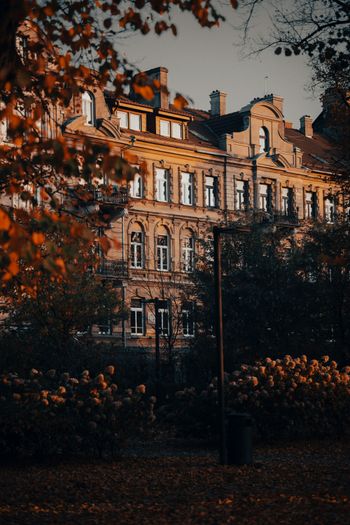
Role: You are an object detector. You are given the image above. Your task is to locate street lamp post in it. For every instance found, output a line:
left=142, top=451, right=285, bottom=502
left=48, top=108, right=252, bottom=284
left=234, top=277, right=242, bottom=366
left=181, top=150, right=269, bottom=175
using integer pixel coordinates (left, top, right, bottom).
left=213, top=225, right=250, bottom=465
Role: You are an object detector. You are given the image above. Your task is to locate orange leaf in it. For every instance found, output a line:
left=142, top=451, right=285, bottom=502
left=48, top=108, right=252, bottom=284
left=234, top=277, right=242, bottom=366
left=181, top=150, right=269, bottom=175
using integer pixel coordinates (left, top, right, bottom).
left=0, top=209, right=11, bottom=230
left=32, top=232, right=45, bottom=245
left=132, top=83, right=154, bottom=100
left=173, top=94, right=189, bottom=110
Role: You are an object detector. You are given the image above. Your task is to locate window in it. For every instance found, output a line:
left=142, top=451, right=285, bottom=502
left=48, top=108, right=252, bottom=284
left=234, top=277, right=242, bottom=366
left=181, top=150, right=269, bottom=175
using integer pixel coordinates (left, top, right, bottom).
left=130, top=171, right=143, bottom=198
left=131, top=300, right=145, bottom=336
left=181, top=172, right=194, bottom=205
left=97, top=316, right=112, bottom=335
left=159, top=119, right=183, bottom=139
left=0, top=116, right=8, bottom=141
left=324, top=196, right=335, bottom=223
left=157, top=234, right=170, bottom=271
left=155, top=168, right=169, bottom=202
left=205, top=176, right=218, bottom=208
left=182, top=235, right=194, bottom=272
left=259, top=127, right=269, bottom=153
left=160, top=119, right=170, bottom=137
left=182, top=303, right=195, bottom=337
left=157, top=300, right=170, bottom=336
left=82, top=91, right=94, bottom=125
left=305, top=191, right=317, bottom=219
left=259, top=183, right=272, bottom=212
left=117, top=111, right=141, bottom=131
left=236, top=180, right=249, bottom=211
left=130, top=231, right=144, bottom=269
left=282, top=188, right=294, bottom=216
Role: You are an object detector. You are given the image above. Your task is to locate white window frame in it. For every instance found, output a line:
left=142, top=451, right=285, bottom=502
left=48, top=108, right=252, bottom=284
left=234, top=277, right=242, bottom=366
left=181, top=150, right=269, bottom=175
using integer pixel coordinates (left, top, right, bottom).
left=259, top=127, right=269, bottom=153
left=324, top=197, right=335, bottom=223
left=160, top=119, right=171, bottom=137
left=130, top=232, right=144, bottom=269
left=181, top=172, right=194, bottom=206
left=82, top=91, right=94, bottom=126
left=130, top=171, right=143, bottom=198
left=236, top=180, right=246, bottom=211
left=305, top=191, right=316, bottom=219
left=259, top=183, right=268, bottom=211
left=171, top=122, right=182, bottom=139
left=205, top=176, right=218, bottom=208
left=131, top=301, right=145, bottom=336
left=158, top=302, right=170, bottom=336
left=117, top=111, right=141, bottom=131
left=157, top=234, right=170, bottom=271
left=282, top=187, right=292, bottom=216
left=155, top=168, right=169, bottom=202
left=159, top=119, right=182, bottom=139
left=182, top=236, right=194, bottom=272
left=182, top=304, right=195, bottom=337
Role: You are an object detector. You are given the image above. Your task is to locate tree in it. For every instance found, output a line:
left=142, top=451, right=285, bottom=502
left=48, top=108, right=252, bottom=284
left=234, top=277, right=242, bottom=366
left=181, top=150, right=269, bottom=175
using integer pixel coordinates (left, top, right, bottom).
left=0, top=246, right=126, bottom=371
left=0, top=0, right=238, bottom=283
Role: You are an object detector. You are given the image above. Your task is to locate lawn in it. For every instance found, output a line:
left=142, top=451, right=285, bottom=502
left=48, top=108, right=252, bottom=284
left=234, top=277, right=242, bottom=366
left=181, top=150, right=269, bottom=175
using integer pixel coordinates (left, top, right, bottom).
left=0, top=439, right=349, bottom=524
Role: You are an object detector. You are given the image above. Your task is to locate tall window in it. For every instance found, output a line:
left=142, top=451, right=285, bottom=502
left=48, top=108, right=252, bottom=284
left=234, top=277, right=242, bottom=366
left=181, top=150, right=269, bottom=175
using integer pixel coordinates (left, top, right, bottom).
left=82, top=91, right=94, bottom=125
left=182, top=303, right=195, bottom=337
left=259, top=183, right=272, bottom=212
left=205, top=176, right=218, bottom=208
left=0, top=116, right=8, bottom=141
left=157, top=234, right=170, bottom=271
left=305, top=191, right=317, bottom=219
left=158, top=300, right=170, bottom=336
left=236, top=180, right=249, bottom=210
left=130, top=299, right=145, bottom=336
left=97, top=316, right=112, bottom=336
left=282, top=188, right=294, bottom=216
left=130, top=231, right=144, bottom=268
left=155, top=168, right=169, bottom=202
left=181, top=172, right=194, bottom=205
left=130, top=171, right=143, bottom=198
left=182, top=234, right=194, bottom=272
left=324, top=196, right=335, bottom=223
left=259, top=127, right=269, bottom=153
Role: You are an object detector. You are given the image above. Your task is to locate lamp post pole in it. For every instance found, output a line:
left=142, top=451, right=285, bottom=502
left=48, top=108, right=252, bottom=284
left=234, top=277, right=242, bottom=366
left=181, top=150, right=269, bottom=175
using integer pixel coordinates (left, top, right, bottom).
left=213, top=225, right=250, bottom=465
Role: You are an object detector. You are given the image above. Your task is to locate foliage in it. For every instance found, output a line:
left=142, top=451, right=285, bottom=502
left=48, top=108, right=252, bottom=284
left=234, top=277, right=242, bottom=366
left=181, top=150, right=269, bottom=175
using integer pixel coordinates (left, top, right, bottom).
left=163, top=355, right=350, bottom=441
left=0, top=1, right=237, bottom=282
left=190, top=221, right=350, bottom=373
left=0, top=247, right=126, bottom=371
left=0, top=365, right=155, bottom=459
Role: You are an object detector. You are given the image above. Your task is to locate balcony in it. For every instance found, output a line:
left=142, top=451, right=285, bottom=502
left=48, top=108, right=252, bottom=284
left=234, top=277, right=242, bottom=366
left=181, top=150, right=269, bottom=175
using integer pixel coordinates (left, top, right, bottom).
left=95, top=260, right=128, bottom=279
left=94, top=188, right=128, bottom=207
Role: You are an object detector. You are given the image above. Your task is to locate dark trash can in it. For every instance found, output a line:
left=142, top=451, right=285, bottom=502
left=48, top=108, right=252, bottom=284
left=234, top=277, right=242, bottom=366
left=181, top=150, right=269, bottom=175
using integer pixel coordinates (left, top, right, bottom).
left=226, top=412, right=253, bottom=465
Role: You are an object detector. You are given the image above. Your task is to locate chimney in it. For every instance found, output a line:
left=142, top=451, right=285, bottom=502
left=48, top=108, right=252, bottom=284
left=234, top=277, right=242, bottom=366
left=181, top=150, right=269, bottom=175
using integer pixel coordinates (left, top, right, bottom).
left=210, top=90, right=227, bottom=116
left=300, top=115, right=313, bottom=138
left=130, top=66, right=169, bottom=109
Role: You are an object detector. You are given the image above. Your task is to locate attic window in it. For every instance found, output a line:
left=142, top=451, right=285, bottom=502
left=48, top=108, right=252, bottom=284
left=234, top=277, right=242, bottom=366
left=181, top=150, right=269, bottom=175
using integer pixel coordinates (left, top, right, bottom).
left=160, top=119, right=183, bottom=139
left=82, top=91, right=95, bottom=126
left=117, top=111, right=141, bottom=131
left=259, top=127, right=269, bottom=153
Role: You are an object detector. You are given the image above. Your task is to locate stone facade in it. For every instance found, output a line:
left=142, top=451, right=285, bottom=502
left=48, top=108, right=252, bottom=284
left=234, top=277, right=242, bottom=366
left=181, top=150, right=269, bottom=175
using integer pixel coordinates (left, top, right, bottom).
left=1, top=66, right=343, bottom=351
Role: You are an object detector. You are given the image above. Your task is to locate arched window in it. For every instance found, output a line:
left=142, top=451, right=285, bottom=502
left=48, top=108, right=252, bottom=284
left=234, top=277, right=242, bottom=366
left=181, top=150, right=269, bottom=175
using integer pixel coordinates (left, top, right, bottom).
left=156, top=226, right=170, bottom=271
left=130, top=223, right=145, bottom=268
left=82, top=91, right=95, bottom=125
left=181, top=229, right=195, bottom=272
left=259, top=127, right=269, bottom=153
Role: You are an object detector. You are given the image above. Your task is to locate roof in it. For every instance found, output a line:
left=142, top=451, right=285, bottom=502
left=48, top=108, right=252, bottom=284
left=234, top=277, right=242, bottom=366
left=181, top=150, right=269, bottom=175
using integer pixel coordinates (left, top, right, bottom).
left=285, top=128, right=336, bottom=171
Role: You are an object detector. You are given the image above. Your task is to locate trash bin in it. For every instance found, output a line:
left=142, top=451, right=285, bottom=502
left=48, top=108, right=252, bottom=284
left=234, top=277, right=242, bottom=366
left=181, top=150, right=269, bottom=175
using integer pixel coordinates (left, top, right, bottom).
left=226, top=412, right=253, bottom=465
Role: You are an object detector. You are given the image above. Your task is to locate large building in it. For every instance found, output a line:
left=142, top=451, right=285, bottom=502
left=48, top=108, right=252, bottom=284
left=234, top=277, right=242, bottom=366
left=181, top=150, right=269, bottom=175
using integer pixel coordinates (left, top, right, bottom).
left=1, top=65, right=342, bottom=353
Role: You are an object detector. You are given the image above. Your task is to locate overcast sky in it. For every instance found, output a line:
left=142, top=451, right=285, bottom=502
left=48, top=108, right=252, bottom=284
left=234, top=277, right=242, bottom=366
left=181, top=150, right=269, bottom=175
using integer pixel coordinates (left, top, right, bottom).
left=119, top=5, right=322, bottom=127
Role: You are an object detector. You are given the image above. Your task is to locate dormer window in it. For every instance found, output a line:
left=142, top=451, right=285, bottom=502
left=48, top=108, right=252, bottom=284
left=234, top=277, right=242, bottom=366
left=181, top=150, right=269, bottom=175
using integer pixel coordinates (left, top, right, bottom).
left=82, top=91, right=95, bottom=126
left=117, top=111, right=141, bottom=131
left=259, top=127, right=269, bottom=153
left=159, top=119, right=183, bottom=139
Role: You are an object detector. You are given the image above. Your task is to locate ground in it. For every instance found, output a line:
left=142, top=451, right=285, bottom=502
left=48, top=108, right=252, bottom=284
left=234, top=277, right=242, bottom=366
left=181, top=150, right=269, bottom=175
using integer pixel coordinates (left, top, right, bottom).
left=0, top=439, right=349, bottom=524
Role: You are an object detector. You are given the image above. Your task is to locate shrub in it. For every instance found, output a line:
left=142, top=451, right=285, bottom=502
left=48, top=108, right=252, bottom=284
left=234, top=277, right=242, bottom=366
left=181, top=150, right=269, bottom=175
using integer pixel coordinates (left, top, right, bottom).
left=0, top=365, right=156, bottom=459
left=163, top=355, right=350, bottom=441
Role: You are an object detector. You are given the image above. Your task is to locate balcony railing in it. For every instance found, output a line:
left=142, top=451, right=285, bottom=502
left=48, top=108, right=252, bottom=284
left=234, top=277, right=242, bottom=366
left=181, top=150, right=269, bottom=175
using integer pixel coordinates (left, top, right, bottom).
left=95, top=260, right=128, bottom=278
left=94, top=188, right=128, bottom=206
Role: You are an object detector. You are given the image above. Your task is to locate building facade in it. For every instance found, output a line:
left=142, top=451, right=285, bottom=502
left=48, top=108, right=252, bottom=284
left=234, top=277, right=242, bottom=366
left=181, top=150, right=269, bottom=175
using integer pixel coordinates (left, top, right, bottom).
left=1, top=65, right=342, bottom=352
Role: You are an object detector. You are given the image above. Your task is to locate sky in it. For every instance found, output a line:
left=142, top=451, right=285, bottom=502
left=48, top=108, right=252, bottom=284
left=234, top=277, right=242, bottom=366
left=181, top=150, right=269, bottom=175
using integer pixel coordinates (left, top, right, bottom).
left=118, top=4, right=322, bottom=127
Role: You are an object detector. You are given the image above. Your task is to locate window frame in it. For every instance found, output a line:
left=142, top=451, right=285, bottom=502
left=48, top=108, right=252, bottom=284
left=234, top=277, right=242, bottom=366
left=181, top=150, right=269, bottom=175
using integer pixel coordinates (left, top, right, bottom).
left=182, top=236, right=194, bottom=272
left=130, top=170, right=143, bottom=199
left=205, top=175, right=218, bottom=208
left=156, top=234, right=170, bottom=272
left=117, top=110, right=141, bottom=131
left=130, top=300, right=145, bottom=336
left=82, top=91, right=95, bottom=126
left=182, top=303, right=195, bottom=337
left=130, top=231, right=144, bottom=269
left=181, top=171, right=194, bottom=206
left=155, top=168, right=169, bottom=202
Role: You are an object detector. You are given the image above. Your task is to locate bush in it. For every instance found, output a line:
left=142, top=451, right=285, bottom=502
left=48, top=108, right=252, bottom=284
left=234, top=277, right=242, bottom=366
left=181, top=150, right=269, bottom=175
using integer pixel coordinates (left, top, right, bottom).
left=0, top=365, right=156, bottom=459
left=163, top=355, right=350, bottom=441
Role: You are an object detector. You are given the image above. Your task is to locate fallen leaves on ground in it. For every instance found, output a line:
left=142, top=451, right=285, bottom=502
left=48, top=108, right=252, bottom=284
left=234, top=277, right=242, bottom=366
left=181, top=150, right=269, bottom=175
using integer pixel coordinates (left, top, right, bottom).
left=0, top=439, right=349, bottom=525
